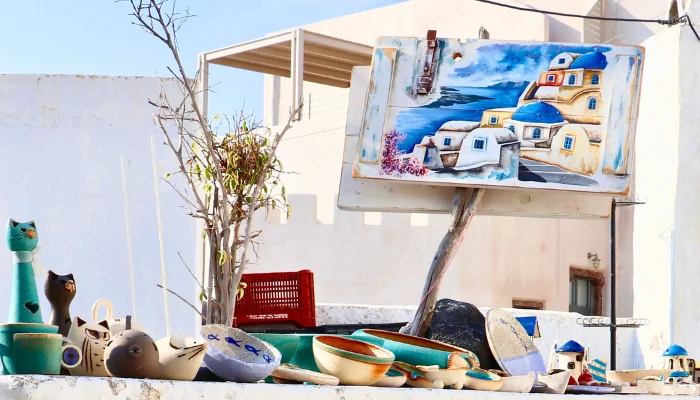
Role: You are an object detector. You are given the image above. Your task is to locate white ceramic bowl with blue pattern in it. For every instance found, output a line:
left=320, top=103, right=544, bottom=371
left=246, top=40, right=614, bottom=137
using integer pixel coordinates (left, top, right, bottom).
left=201, top=325, right=281, bottom=382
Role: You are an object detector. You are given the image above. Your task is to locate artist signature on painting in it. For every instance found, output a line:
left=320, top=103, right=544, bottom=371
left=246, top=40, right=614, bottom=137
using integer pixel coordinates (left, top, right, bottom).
left=557, top=175, right=579, bottom=183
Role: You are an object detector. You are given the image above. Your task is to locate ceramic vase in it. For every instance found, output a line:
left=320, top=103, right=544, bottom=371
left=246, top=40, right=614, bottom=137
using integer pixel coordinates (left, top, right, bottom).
left=6, top=219, right=44, bottom=324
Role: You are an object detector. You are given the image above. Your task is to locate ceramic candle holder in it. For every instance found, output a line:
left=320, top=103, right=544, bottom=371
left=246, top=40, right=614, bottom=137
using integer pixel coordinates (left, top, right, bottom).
left=202, top=325, right=281, bottom=383
left=312, top=335, right=394, bottom=386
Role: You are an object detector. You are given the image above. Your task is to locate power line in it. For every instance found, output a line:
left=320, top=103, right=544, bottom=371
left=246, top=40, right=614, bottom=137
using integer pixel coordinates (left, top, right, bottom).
left=474, top=0, right=699, bottom=41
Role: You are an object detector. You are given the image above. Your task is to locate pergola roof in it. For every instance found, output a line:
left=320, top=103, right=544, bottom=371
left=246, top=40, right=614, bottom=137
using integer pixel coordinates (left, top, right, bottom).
left=202, top=29, right=374, bottom=88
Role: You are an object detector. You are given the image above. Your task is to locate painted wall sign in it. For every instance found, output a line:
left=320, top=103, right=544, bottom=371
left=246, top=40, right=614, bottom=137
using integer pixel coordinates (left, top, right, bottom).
left=352, top=36, right=645, bottom=195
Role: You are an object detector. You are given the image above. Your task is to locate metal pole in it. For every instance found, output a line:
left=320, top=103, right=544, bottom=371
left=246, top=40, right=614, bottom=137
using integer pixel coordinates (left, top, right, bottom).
left=610, top=198, right=617, bottom=370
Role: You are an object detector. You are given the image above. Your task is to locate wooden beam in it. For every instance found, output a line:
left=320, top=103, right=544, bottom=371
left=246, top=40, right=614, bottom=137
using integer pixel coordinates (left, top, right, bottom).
left=291, top=29, right=304, bottom=121
left=210, top=58, right=349, bottom=87
left=210, top=58, right=291, bottom=77
left=293, top=43, right=372, bottom=66
left=248, top=47, right=357, bottom=73
left=203, top=31, right=292, bottom=61
left=303, top=30, right=373, bottom=56
left=197, top=54, right=209, bottom=121
left=225, top=53, right=352, bottom=81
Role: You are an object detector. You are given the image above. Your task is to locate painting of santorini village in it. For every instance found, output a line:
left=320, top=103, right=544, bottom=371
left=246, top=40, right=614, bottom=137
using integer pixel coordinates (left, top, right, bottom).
left=354, top=40, right=644, bottom=195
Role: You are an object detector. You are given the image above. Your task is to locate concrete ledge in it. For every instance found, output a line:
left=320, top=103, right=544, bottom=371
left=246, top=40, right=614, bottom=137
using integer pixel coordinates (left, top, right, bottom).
left=0, top=375, right=681, bottom=400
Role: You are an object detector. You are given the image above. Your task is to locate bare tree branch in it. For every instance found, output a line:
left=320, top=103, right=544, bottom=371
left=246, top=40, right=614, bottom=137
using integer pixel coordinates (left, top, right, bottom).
left=157, top=284, right=205, bottom=319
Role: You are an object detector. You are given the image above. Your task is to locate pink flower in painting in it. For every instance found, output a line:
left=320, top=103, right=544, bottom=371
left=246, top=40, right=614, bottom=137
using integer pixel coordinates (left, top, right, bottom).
left=380, top=129, right=429, bottom=177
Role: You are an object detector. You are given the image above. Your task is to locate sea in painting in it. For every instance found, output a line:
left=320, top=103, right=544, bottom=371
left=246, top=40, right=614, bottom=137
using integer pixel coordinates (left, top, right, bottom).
left=395, top=83, right=528, bottom=153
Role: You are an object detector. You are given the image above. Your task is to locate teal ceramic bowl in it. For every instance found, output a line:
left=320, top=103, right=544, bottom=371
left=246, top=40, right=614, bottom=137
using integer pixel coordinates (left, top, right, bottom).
left=249, top=333, right=301, bottom=383
left=0, top=323, right=59, bottom=375
left=352, top=329, right=479, bottom=369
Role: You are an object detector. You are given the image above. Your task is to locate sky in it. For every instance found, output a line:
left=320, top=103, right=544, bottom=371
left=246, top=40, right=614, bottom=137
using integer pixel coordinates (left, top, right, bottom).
left=0, top=0, right=404, bottom=121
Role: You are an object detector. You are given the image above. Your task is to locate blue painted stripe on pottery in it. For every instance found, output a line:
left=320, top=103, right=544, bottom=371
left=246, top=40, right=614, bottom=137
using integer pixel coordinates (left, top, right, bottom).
left=589, top=364, right=606, bottom=374
left=501, top=353, right=547, bottom=376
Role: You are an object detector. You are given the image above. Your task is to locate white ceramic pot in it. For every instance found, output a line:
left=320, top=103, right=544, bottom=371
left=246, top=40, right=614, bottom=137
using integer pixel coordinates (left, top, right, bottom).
left=201, top=325, right=281, bottom=383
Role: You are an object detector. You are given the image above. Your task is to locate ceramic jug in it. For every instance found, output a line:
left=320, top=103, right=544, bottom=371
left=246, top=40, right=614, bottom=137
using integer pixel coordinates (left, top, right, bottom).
left=92, top=298, right=146, bottom=334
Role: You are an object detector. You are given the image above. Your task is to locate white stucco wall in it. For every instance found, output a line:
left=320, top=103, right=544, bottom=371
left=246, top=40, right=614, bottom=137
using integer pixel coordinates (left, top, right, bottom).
left=671, top=5, right=700, bottom=359
left=0, top=75, right=197, bottom=340
left=628, top=27, right=680, bottom=368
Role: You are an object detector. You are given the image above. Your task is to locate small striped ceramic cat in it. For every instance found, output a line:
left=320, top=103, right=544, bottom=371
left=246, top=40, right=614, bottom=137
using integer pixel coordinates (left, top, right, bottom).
left=67, top=317, right=111, bottom=377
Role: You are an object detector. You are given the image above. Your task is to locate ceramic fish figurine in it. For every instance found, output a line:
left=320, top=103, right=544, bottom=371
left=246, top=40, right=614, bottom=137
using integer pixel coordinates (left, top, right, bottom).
left=6, top=219, right=43, bottom=323
left=104, top=329, right=160, bottom=379
left=67, top=317, right=111, bottom=377
left=154, top=334, right=208, bottom=381
left=44, top=270, right=76, bottom=336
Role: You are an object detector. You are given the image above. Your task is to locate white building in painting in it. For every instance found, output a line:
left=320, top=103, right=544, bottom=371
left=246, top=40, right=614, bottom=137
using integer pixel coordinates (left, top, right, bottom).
left=548, top=52, right=580, bottom=70
left=455, top=128, right=519, bottom=170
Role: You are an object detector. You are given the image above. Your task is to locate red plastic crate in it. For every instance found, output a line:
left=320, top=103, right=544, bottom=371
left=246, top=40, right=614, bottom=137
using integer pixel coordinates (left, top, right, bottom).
left=233, top=270, right=316, bottom=328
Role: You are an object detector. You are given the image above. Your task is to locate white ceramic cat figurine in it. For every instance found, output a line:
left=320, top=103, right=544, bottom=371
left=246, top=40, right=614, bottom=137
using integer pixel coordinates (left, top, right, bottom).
left=155, top=334, right=208, bottom=380
left=67, top=316, right=111, bottom=377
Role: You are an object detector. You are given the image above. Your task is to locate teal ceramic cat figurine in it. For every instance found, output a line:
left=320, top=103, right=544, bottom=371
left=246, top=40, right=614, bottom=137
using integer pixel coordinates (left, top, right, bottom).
left=6, top=219, right=44, bottom=324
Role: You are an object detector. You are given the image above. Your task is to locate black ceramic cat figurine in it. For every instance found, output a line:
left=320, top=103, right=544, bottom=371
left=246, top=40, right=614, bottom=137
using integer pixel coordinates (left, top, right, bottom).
left=44, top=270, right=76, bottom=336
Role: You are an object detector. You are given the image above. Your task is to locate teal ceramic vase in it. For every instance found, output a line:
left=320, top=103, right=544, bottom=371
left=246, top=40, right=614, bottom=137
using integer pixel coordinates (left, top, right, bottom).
left=6, top=219, right=44, bottom=324
left=352, top=329, right=479, bottom=369
left=288, top=334, right=319, bottom=372
left=0, top=323, right=59, bottom=374
left=249, top=333, right=301, bottom=383
left=13, top=333, right=65, bottom=375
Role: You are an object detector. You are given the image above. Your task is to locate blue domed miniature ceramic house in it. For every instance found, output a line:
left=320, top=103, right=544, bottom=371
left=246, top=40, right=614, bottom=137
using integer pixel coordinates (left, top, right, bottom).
left=662, top=344, right=695, bottom=384
left=556, top=340, right=586, bottom=381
